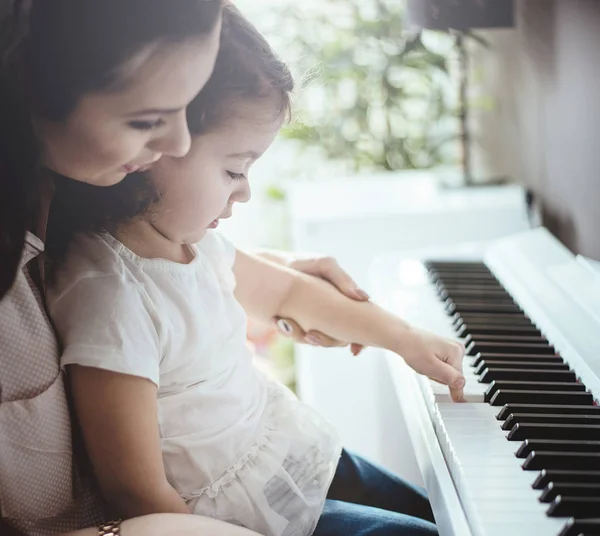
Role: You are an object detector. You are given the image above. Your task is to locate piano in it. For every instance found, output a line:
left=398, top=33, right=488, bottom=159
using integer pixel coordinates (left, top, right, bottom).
left=370, top=227, right=600, bottom=536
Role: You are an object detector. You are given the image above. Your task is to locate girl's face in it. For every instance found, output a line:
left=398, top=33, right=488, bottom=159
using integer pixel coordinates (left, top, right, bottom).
left=147, top=104, right=283, bottom=244
left=37, top=23, right=221, bottom=187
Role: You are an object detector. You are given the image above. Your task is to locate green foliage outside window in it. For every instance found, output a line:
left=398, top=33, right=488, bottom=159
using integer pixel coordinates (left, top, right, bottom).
left=272, top=0, right=458, bottom=172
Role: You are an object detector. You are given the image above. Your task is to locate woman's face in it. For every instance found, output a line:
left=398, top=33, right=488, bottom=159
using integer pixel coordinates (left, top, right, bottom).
left=37, top=24, right=221, bottom=187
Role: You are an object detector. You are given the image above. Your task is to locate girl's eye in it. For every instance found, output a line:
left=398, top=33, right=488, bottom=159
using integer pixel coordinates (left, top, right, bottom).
left=227, top=171, right=247, bottom=181
left=128, top=119, right=165, bottom=132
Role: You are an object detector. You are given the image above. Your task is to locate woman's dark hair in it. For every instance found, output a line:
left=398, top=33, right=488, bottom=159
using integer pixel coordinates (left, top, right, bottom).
left=0, top=0, right=222, bottom=299
left=46, top=2, right=294, bottom=264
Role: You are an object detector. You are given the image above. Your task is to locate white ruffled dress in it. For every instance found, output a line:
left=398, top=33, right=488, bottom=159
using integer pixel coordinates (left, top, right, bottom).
left=49, top=231, right=342, bottom=536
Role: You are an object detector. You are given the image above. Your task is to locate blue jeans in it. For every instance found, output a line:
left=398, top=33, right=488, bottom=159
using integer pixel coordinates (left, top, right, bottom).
left=313, top=450, right=437, bottom=536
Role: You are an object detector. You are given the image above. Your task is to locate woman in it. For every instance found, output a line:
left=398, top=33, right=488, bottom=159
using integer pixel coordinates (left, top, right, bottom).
left=0, top=2, right=366, bottom=534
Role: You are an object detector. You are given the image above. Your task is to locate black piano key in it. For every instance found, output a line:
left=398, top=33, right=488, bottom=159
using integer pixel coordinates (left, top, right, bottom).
left=468, top=341, right=557, bottom=355
left=559, top=518, right=600, bottom=536
left=465, top=333, right=550, bottom=345
left=435, top=277, right=500, bottom=288
left=489, top=384, right=585, bottom=405
left=523, top=451, right=600, bottom=471
left=448, top=297, right=517, bottom=307
left=429, top=270, right=493, bottom=278
left=426, top=259, right=486, bottom=265
left=445, top=295, right=515, bottom=304
left=426, top=260, right=489, bottom=270
left=494, top=390, right=594, bottom=408
left=479, top=368, right=576, bottom=384
left=447, top=301, right=522, bottom=315
left=507, top=422, right=600, bottom=441
left=516, top=439, right=600, bottom=459
left=426, top=260, right=487, bottom=268
left=431, top=271, right=497, bottom=280
left=502, top=410, right=595, bottom=431
left=473, top=353, right=563, bottom=367
left=458, top=323, right=542, bottom=337
left=497, top=404, right=600, bottom=421
left=441, top=288, right=507, bottom=300
left=440, top=286, right=505, bottom=295
left=547, top=496, right=600, bottom=518
left=430, top=264, right=494, bottom=273
left=540, top=482, right=600, bottom=503
left=475, top=361, right=568, bottom=375
left=533, top=470, right=600, bottom=490
left=439, top=289, right=512, bottom=301
left=437, top=271, right=497, bottom=279
left=440, top=277, right=504, bottom=292
left=453, top=313, right=534, bottom=326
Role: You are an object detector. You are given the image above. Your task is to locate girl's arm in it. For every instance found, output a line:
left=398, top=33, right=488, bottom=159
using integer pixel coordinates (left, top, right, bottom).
left=68, top=366, right=190, bottom=518
left=233, top=250, right=465, bottom=401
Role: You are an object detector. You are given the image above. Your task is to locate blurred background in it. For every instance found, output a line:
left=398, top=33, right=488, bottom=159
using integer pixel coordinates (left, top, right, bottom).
left=220, top=0, right=600, bottom=478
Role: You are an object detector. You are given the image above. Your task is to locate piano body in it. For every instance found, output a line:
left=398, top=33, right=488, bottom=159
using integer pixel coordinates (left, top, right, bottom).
left=370, top=227, right=600, bottom=536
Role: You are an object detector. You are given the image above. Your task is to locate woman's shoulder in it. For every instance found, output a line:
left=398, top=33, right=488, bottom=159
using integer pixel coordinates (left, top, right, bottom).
left=50, top=233, right=132, bottom=287
left=47, top=232, right=140, bottom=308
left=60, top=232, right=126, bottom=275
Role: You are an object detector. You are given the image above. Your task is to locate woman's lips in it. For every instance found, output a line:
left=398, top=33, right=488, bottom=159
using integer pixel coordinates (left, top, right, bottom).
left=121, top=160, right=158, bottom=174
left=121, top=163, right=141, bottom=173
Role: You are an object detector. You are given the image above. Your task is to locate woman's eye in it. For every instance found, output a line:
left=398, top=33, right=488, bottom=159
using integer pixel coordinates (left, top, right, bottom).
left=227, top=171, right=247, bottom=181
left=128, top=119, right=165, bottom=132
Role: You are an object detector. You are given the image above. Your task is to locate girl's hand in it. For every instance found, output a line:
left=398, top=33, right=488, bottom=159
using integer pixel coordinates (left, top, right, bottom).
left=274, top=255, right=367, bottom=355
left=394, top=327, right=466, bottom=402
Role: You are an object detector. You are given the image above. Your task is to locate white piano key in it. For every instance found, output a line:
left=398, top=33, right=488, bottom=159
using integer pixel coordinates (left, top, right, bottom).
left=436, top=394, right=567, bottom=531
left=442, top=406, right=569, bottom=535
left=385, top=353, right=474, bottom=536
left=428, top=380, right=486, bottom=403
left=484, top=520, right=566, bottom=536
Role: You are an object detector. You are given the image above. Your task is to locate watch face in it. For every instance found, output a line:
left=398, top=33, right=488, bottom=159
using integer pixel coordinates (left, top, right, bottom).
left=406, top=0, right=514, bottom=31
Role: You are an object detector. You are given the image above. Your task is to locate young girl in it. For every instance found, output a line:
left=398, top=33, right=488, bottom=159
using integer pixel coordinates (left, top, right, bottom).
left=47, top=4, right=465, bottom=536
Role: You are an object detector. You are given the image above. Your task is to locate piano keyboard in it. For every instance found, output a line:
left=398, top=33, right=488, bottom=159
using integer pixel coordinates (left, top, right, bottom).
left=371, top=228, right=600, bottom=536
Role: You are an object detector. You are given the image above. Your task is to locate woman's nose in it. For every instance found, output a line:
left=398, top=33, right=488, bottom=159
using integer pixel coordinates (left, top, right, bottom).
left=150, top=112, right=192, bottom=158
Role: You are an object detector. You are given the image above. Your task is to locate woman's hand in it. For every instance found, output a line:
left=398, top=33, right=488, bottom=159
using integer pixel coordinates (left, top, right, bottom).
left=273, top=254, right=368, bottom=355
left=394, top=327, right=466, bottom=402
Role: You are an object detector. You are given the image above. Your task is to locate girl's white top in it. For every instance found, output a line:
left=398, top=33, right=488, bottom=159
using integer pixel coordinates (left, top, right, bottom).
left=47, top=231, right=341, bottom=536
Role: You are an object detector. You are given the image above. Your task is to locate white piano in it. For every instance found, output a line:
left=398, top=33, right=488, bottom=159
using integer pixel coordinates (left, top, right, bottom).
left=370, top=227, right=600, bottom=536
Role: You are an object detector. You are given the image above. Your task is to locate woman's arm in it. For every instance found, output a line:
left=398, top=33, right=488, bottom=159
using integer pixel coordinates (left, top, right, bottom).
left=253, top=250, right=367, bottom=353
left=234, top=250, right=410, bottom=350
left=62, top=514, right=261, bottom=536
left=253, top=249, right=369, bottom=301
left=233, top=250, right=465, bottom=401
left=69, top=366, right=190, bottom=518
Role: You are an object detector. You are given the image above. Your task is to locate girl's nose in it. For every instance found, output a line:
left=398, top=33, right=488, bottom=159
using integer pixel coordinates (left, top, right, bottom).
left=234, top=180, right=251, bottom=204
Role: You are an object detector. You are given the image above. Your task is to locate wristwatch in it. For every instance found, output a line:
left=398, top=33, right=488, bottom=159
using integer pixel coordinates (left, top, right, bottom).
left=98, top=520, right=122, bottom=535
